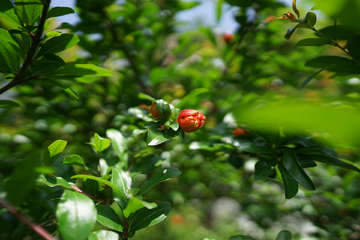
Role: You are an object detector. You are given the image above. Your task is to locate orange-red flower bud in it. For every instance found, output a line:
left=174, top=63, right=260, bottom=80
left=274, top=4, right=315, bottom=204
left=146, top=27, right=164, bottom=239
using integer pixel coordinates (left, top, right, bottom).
left=223, top=33, right=235, bottom=43
left=233, top=127, right=249, bottom=137
left=277, top=12, right=298, bottom=22
left=177, top=109, right=206, bottom=133
left=150, top=102, right=160, bottom=119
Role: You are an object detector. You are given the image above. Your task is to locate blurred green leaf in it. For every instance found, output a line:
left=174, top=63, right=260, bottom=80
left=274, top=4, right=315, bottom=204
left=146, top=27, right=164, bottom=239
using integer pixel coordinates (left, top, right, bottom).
left=229, top=236, right=256, bottom=240
left=0, top=100, right=21, bottom=109
left=216, top=0, right=224, bottom=22
left=0, top=29, right=21, bottom=73
left=301, top=12, right=316, bottom=26
left=4, top=153, right=40, bottom=206
left=175, top=88, right=209, bottom=109
left=318, top=25, right=353, bottom=41
left=295, top=38, right=330, bottom=47
left=15, top=0, right=42, bottom=26
left=130, top=203, right=171, bottom=232
left=37, top=174, right=72, bottom=188
left=93, top=133, right=111, bottom=153
left=285, top=26, right=297, bottom=40
left=138, top=167, right=181, bottom=196
left=96, top=204, right=124, bottom=232
left=88, top=230, right=119, bottom=240
left=346, top=34, right=360, bottom=60
left=0, top=0, right=22, bottom=29
left=47, top=6, right=74, bottom=19
left=37, top=33, right=79, bottom=57
left=282, top=148, right=315, bottom=190
left=297, top=154, right=317, bottom=168
left=276, top=230, right=292, bottom=240
left=43, top=140, right=67, bottom=166
left=112, top=168, right=132, bottom=210
left=123, top=197, right=157, bottom=218
left=106, top=129, right=128, bottom=165
left=254, top=160, right=275, bottom=180
left=56, top=190, right=96, bottom=240
left=278, top=162, right=298, bottom=199
left=138, top=93, right=156, bottom=102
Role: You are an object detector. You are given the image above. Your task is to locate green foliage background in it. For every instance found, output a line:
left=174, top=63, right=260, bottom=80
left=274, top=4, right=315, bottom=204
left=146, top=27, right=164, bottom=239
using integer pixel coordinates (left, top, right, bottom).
left=1, top=0, right=360, bottom=239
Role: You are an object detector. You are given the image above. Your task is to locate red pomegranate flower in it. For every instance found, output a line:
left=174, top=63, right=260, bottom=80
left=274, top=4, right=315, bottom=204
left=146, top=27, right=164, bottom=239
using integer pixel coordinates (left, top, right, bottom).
left=177, top=109, right=206, bottom=133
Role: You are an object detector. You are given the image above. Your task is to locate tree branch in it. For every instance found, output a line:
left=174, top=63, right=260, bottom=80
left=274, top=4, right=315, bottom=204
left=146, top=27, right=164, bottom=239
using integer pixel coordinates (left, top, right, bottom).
left=0, top=0, right=51, bottom=95
left=0, top=198, right=57, bottom=240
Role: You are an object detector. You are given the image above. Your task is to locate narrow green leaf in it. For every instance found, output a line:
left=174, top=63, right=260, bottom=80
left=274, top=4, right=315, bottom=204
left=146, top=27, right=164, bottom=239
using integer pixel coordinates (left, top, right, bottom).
left=0, top=29, right=21, bottom=72
left=277, top=230, right=292, bottom=240
left=47, top=6, right=74, bottom=19
left=297, top=147, right=360, bottom=172
left=96, top=204, right=124, bottom=232
left=278, top=162, right=298, bottom=199
left=37, top=33, right=79, bottom=57
left=229, top=236, right=256, bottom=240
left=56, top=190, right=96, bottom=240
left=299, top=69, right=323, bottom=89
left=43, top=140, right=67, bottom=166
left=88, top=231, right=119, bottom=240
left=254, top=160, right=275, bottom=180
left=216, top=0, right=224, bottom=22
left=37, top=174, right=72, bottom=188
left=138, top=167, right=181, bottom=196
left=0, top=0, right=22, bottom=29
left=130, top=203, right=171, bottom=232
left=94, top=133, right=111, bottom=153
left=49, top=63, right=113, bottom=77
left=282, top=148, right=315, bottom=190
left=123, top=197, right=157, bottom=218
left=106, top=129, right=128, bottom=164
left=0, top=100, right=21, bottom=109
left=138, top=93, right=156, bottom=102
left=295, top=38, right=330, bottom=47
left=111, top=168, right=132, bottom=210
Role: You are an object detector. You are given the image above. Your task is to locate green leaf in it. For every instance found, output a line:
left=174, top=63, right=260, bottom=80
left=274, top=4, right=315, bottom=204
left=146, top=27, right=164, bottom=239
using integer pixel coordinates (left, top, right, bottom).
left=47, top=6, right=74, bottom=19
left=292, top=0, right=300, bottom=18
left=0, top=0, right=22, bottom=29
left=278, top=162, right=298, bottom=199
left=56, top=190, right=96, bottom=240
left=130, top=203, right=171, bottom=232
left=138, top=93, right=156, bottom=102
left=254, top=160, right=275, bottom=180
left=299, top=69, right=324, bottom=89
left=147, top=125, right=171, bottom=146
left=71, top=175, right=126, bottom=199
left=62, top=154, right=95, bottom=174
left=229, top=236, right=256, bottom=240
left=15, top=0, right=42, bottom=26
left=37, top=174, right=72, bottom=188
left=138, top=167, right=181, bottom=196
left=216, top=0, right=224, bottom=22
left=9, top=29, right=31, bottom=55
left=276, top=230, right=292, bottom=240
left=318, top=25, right=353, bottom=41
left=96, top=204, right=124, bottom=232
left=4, top=153, right=40, bottom=206
left=49, top=63, right=113, bottom=78
left=106, top=129, right=128, bottom=164
left=297, top=147, right=360, bottom=172
left=295, top=38, right=330, bottom=47
left=284, top=26, right=297, bottom=40
left=94, top=133, right=111, bottom=153
left=42, top=139, right=67, bottom=166
left=282, top=148, right=315, bottom=190
left=37, top=33, right=79, bottom=57
left=130, top=154, right=160, bottom=176
left=297, top=154, right=317, bottom=168
left=123, top=197, right=157, bottom=218
left=0, top=100, right=21, bottom=109
left=111, top=168, right=132, bottom=210
left=175, top=88, right=209, bottom=109
left=346, top=34, right=360, bottom=60
left=301, top=12, right=316, bottom=26
left=0, top=29, right=21, bottom=73
left=304, top=56, right=360, bottom=75
left=168, top=121, right=179, bottom=131
left=88, top=230, right=119, bottom=240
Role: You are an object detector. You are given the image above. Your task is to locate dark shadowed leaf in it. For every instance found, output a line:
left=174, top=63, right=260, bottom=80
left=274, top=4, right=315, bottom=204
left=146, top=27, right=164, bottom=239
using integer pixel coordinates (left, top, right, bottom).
left=229, top=235, right=256, bottom=240
left=278, top=162, right=298, bottom=199
left=47, top=6, right=75, bottom=19
left=346, top=34, right=360, bottom=60
left=254, top=160, right=275, bottom=180
left=277, top=230, right=292, bottom=240
left=37, top=34, right=79, bottom=57
left=96, top=204, right=124, bottom=232
left=130, top=203, right=171, bottom=232
left=295, top=38, right=330, bottom=47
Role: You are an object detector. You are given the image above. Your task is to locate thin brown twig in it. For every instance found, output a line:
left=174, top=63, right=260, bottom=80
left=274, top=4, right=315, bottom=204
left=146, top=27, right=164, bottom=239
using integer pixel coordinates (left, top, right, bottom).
left=0, top=198, right=57, bottom=240
left=0, top=0, right=51, bottom=95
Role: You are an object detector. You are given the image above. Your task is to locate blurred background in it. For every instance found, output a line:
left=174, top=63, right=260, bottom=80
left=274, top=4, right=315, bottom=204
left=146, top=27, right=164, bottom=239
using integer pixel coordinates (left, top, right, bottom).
left=1, top=0, right=360, bottom=239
